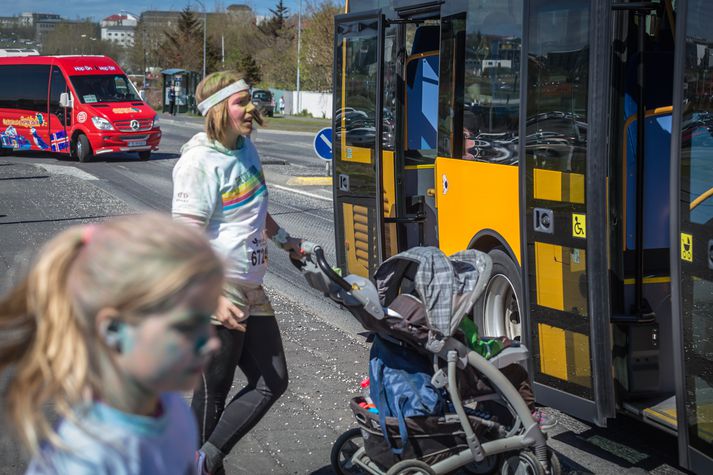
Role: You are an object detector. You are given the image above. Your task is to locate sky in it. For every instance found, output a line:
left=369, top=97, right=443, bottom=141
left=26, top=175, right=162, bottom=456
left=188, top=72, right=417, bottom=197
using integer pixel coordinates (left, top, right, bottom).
left=9, top=0, right=307, bottom=22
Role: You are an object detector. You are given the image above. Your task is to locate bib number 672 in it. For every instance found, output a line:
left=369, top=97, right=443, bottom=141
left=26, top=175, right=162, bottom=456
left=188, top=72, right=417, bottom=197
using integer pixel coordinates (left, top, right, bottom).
left=251, top=248, right=268, bottom=266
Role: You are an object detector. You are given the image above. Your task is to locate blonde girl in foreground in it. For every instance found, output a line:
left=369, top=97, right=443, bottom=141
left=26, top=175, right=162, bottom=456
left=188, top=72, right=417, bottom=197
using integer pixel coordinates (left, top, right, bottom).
left=0, top=213, right=223, bottom=474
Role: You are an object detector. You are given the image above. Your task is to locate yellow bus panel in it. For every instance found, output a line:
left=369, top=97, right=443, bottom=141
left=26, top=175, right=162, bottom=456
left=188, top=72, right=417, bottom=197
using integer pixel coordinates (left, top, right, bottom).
left=538, top=323, right=592, bottom=387
left=382, top=150, right=398, bottom=258
left=435, top=157, right=520, bottom=261
left=538, top=323, right=568, bottom=381
left=533, top=168, right=585, bottom=204
left=343, top=203, right=370, bottom=277
left=535, top=242, right=589, bottom=316
left=343, top=145, right=372, bottom=164
left=535, top=242, right=564, bottom=311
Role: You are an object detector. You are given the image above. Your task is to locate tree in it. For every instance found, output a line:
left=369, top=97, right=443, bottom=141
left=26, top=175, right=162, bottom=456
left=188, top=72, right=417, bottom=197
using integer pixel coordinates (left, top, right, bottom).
left=300, top=1, right=340, bottom=92
left=259, top=1, right=290, bottom=39
left=127, top=19, right=164, bottom=74
left=236, top=52, right=261, bottom=85
left=159, top=7, right=220, bottom=75
left=42, top=21, right=123, bottom=59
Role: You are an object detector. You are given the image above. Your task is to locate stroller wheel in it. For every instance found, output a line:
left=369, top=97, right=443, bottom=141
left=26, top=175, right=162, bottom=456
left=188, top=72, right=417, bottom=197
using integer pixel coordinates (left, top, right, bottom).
left=499, top=449, right=561, bottom=475
left=385, top=459, right=435, bottom=475
left=331, top=428, right=366, bottom=475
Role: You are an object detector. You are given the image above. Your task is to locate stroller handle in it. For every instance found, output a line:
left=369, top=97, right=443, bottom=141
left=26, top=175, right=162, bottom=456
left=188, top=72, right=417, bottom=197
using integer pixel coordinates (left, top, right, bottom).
left=311, top=246, right=353, bottom=292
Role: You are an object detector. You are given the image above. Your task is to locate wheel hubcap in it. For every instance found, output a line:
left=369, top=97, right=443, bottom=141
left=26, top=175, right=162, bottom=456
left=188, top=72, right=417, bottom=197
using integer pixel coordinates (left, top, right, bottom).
left=483, top=274, right=521, bottom=340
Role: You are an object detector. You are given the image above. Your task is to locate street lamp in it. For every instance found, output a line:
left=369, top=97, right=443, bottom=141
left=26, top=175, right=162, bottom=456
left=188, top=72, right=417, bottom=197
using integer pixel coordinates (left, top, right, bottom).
left=296, top=0, right=302, bottom=114
left=194, top=0, right=207, bottom=80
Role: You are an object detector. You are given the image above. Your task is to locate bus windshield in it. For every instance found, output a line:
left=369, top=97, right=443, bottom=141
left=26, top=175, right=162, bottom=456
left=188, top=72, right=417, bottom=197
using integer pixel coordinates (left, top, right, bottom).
left=70, top=74, right=141, bottom=103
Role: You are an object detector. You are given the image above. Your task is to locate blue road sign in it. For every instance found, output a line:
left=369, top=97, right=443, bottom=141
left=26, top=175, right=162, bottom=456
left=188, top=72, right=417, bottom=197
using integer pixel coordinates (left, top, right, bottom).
left=313, top=127, right=333, bottom=161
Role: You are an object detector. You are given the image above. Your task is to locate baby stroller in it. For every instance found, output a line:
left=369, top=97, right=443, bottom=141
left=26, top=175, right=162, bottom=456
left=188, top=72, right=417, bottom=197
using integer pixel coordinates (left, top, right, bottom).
left=296, top=244, right=561, bottom=475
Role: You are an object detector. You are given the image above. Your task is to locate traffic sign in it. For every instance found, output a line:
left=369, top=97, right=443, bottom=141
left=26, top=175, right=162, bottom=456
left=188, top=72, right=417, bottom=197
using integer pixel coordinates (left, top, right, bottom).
left=313, top=127, right=333, bottom=161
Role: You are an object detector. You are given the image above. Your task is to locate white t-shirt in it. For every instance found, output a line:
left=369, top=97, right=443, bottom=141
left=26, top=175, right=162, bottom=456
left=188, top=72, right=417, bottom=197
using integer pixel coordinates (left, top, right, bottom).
left=172, top=133, right=269, bottom=285
left=26, top=392, right=197, bottom=475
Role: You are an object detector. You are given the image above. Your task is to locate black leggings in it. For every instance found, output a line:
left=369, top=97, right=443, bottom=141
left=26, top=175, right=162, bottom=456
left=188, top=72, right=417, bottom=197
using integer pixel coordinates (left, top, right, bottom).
left=191, top=317, right=289, bottom=453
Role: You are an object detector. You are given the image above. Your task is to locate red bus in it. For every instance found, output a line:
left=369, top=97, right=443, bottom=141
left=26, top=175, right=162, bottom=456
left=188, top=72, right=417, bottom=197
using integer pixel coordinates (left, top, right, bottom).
left=0, top=55, right=161, bottom=161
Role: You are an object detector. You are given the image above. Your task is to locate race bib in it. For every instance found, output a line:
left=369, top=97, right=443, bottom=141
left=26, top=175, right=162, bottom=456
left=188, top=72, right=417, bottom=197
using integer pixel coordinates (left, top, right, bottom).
left=247, top=236, right=269, bottom=268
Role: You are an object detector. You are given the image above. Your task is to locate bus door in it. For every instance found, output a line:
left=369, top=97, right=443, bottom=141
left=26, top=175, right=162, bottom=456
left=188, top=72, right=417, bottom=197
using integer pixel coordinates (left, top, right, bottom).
left=333, top=11, right=386, bottom=278
left=520, top=0, right=615, bottom=425
left=48, top=65, right=71, bottom=154
left=671, top=0, right=713, bottom=471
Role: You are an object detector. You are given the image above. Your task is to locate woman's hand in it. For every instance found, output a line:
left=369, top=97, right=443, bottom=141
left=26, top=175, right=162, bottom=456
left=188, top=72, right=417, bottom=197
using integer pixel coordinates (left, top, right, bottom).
left=282, top=237, right=304, bottom=261
left=215, top=295, right=247, bottom=332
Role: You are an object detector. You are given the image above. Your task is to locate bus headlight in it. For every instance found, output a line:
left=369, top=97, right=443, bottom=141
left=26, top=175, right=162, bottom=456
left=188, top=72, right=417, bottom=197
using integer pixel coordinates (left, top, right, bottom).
left=152, top=115, right=160, bottom=128
left=91, top=116, right=114, bottom=130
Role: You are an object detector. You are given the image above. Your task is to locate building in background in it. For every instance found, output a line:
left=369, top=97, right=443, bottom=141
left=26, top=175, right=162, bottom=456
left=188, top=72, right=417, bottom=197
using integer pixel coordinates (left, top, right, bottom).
left=101, top=12, right=138, bottom=47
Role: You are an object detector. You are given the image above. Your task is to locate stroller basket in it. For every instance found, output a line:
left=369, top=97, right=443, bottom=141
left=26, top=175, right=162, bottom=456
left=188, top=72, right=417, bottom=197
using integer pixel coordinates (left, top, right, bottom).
left=350, top=398, right=491, bottom=470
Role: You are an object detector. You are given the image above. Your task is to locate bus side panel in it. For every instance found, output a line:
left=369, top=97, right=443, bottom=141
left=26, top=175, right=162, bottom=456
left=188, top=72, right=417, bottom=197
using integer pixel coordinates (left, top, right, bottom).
left=0, top=64, right=51, bottom=152
left=435, top=156, right=520, bottom=261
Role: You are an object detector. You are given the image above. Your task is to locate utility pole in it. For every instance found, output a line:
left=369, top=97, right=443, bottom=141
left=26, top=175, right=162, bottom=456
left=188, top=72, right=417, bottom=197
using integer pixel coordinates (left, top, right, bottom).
left=296, top=0, right=302, bottom=114
left=194, top=0, right=207, bottom=80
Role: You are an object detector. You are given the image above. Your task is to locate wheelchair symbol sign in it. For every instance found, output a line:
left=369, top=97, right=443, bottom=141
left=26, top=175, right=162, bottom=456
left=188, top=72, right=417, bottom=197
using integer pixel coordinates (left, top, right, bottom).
left=681, top=233, right=693, bottom=262
left=572, top=213, right=586, bottom=238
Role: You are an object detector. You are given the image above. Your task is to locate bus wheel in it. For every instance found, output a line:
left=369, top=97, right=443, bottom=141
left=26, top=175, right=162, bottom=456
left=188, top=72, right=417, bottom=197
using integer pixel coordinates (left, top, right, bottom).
left=474, top=248, right=522, bottom=341
left=138, top=151, right=151, bottom=161
left=74, top=134, right=93, bottom=163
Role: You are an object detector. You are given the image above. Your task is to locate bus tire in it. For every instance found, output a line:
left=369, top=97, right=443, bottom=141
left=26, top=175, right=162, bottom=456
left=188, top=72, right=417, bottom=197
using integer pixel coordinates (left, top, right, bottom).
left=138, top=150, right=151, bottom=161
left=75, top=134, right=92, bottom=163
left=473, top=248, right=523, bottom=341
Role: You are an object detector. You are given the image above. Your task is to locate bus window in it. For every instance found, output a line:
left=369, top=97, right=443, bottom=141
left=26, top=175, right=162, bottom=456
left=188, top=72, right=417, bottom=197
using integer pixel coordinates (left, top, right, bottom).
left=0, top=64, right=50, bottom=114
left=462, top=0, right=523, bottom=165
left=338, top=32, right=379, bottom=150
left=70, top=74, right=141, bottom=104
left=405, top=23, right=440, bottom=163
left=49, top=66, right=71, bottom=127
left=526, top=2, right=589, bottom=174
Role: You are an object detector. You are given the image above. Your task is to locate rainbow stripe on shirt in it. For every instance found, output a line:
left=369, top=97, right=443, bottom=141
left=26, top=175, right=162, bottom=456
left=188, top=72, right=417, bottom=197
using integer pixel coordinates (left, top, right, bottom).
left=222, top=166, right=267, bottom=211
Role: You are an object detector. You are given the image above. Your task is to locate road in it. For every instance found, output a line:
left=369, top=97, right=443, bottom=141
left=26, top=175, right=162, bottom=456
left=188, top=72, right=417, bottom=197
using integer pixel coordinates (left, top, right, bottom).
left=0, top=118, right=688, bottom=474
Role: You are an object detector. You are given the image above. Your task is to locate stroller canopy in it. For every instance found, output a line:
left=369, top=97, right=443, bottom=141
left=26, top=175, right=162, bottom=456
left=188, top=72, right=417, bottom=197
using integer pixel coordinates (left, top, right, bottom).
left=373, top=247, right=491, bottom=351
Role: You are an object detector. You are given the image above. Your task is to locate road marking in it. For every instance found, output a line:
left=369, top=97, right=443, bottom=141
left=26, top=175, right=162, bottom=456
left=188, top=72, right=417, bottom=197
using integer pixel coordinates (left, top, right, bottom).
left=320, top=133, right=332, bottom=151
left=270, top=183, right=332, bottom=202
left=37, top=164, right=98, bottom=181
left=286, top=176, right=332, bottom=186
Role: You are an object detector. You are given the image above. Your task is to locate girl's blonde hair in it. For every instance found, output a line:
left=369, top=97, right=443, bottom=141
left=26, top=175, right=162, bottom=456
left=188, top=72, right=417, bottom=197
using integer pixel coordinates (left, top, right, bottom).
left=0, top=213, right=223, bottom=454
left=195, top=70, right=263, bottom=146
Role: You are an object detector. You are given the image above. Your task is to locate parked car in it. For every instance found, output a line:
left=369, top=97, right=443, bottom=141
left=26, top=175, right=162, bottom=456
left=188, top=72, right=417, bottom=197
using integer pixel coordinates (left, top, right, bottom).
left=252, top=89, right=275, bottom=117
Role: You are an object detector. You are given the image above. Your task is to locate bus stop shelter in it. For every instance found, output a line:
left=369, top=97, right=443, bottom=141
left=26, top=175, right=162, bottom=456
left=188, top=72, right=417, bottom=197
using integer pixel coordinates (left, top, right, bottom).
left=160, top=68, right=200, bottom=114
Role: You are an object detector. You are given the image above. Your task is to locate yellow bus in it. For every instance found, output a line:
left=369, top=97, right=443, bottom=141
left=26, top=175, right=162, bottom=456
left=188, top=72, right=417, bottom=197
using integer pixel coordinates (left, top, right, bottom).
left=331, top=0, right=713, bottom=471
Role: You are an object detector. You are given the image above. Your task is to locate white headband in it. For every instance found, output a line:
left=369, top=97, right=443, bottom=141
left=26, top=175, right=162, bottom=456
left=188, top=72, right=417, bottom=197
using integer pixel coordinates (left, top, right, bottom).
left=197, top=79, right=250, bottom=116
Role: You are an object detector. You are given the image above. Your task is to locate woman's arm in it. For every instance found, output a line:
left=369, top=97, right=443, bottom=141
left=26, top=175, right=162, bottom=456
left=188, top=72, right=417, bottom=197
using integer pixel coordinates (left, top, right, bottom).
left=173, top=213, right=207, bottom=229
left=266, top=213, right=302, bottom=259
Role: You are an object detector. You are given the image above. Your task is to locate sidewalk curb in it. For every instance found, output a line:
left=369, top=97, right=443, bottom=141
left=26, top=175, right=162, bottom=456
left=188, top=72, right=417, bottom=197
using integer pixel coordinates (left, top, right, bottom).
left=160, top=117, right=319, bottom=137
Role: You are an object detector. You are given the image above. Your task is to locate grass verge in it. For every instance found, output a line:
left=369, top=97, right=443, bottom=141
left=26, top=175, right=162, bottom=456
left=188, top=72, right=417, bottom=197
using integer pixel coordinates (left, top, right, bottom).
left=262, top=115, right=331, bottom=133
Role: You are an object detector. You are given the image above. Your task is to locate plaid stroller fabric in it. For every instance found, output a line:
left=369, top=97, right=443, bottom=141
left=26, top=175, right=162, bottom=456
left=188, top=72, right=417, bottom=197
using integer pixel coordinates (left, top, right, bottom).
left=373, top=247, right=490, bottom=352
